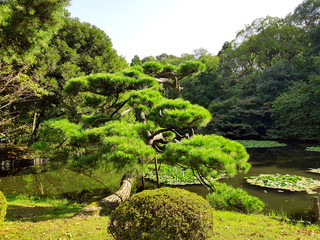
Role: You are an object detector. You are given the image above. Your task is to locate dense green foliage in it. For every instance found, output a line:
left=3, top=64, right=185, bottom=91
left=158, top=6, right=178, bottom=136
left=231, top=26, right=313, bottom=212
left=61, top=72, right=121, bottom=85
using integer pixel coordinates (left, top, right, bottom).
left=0, top=0, right=69, bottom=62
left=0, top=1, right=127, bottom=144
left=0, top=191, right=7, bottom=224
left=162, top=135, right=250, bottom=189
left=33, top=63, right=248, bottom=191
left=108, top=187, right=214, bottom=240
left=146, top=0, right=320, bottom=141
left=206, top=182, right=265, bottom=213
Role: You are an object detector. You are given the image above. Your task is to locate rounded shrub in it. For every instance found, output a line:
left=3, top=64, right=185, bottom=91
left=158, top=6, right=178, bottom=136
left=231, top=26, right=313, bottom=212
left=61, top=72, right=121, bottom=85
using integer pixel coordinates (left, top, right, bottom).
left=109, top=187, right=214, bottom=240
left=0, top=191, right=7, bottom=224
left=206, top=182, right=265, bottom=213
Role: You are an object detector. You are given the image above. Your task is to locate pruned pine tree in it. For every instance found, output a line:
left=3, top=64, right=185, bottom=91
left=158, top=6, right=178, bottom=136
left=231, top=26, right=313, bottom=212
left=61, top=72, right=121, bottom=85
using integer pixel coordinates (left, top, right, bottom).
left=33, top=63, right=250, bottom=216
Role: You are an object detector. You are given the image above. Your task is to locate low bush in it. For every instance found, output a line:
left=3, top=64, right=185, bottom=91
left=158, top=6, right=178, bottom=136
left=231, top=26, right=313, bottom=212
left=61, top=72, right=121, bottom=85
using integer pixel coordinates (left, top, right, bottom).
left=109, top=187, right=214, bottom=240
left=207, top=182, right=264, bottom=213
left=0, top=191, right=7, bottom=224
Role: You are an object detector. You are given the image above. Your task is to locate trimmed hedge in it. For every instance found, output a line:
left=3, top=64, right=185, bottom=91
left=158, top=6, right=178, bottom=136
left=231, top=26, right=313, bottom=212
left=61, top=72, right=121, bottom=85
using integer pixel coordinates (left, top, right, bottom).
left=0, top=191, right=7, bottom=224
left=109, top=187, right=214, bottom=240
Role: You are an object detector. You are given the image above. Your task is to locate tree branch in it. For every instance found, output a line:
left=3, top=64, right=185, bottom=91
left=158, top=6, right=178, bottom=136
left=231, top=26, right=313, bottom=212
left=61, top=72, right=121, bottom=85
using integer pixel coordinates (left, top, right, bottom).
left=110, top=100, right=129, bottom=118
left=155, top=78, right=183, bottom=91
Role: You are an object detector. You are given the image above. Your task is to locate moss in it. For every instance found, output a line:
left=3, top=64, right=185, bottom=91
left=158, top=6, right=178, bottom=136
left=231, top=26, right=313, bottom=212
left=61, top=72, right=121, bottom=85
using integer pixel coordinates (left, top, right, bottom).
left=109, top=187, right=214, bottom=240
left=0, top=191, right=7, bottom=224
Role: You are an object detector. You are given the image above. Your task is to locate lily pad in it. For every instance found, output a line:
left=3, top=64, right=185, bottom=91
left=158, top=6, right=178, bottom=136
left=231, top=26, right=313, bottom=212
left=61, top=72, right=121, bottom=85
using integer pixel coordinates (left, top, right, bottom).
left=246, top=174, right=320, bottom=194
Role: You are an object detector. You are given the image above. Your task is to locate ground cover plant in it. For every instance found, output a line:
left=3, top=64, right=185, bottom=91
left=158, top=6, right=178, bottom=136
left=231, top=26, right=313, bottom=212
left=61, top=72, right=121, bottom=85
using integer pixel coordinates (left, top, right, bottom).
left=246, top=174, right=320, bottom=194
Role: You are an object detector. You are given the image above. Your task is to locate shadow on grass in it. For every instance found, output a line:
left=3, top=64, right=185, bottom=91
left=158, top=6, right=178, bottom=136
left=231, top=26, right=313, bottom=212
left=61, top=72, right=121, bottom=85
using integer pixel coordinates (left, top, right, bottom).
left=6, top=204, right=82, bottom=222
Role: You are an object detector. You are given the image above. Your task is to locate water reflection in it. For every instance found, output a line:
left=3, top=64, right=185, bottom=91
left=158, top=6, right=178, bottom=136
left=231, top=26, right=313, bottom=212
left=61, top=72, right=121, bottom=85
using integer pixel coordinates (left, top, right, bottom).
left=0, top=158, right=47, bottom=176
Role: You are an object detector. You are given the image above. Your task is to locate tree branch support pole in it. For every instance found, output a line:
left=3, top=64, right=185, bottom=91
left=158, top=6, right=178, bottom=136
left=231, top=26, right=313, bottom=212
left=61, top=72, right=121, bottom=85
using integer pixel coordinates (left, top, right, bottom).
left=313, top=196, right=320, bottom=223
left=155, top=156, right=160, bottom=188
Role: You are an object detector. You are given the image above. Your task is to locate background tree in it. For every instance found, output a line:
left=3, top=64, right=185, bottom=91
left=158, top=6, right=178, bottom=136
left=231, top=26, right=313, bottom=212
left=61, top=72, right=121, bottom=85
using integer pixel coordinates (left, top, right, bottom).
left=0, top=0, right=69, bottom=140
left=0, top=4, right=128, bottom=144
left=130, top=55, right=142, bottom=66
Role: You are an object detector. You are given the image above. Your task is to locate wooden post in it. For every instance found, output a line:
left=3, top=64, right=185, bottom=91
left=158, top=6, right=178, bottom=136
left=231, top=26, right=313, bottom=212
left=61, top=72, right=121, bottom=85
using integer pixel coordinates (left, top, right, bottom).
left=313, top=196, right=320, bottom=222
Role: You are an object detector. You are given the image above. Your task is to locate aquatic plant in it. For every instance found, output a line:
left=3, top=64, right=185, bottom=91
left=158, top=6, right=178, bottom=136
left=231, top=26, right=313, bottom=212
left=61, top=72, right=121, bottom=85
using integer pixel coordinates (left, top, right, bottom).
left=306, top=146, right=320, bottom=152
left=146, top=164, right=200, bottom=185
left=237, top=140, right=286, bottom=148
left=246, top=174, right=320, bottom=194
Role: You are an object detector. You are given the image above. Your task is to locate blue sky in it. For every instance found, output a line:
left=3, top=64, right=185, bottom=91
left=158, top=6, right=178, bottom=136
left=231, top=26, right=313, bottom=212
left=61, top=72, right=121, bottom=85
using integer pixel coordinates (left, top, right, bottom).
left=67, top=0, right=304, bottom=62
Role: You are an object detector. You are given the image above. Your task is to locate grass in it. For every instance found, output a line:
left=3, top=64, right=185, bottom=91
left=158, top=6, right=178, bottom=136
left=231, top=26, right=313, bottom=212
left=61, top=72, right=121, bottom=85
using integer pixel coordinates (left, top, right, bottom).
left=236, top=140, right=287, bottom=148
left=1, top=195, right=320, bottom=239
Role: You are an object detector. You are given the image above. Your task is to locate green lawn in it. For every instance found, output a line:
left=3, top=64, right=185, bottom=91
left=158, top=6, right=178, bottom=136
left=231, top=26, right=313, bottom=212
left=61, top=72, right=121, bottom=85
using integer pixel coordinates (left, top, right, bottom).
left=1, top=196, right=320, bottom=240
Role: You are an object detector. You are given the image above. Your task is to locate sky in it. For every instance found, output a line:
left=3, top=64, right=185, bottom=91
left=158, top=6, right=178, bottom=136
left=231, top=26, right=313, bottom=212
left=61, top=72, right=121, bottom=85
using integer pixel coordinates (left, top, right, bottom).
left=67, top=0, right=305, bottom=62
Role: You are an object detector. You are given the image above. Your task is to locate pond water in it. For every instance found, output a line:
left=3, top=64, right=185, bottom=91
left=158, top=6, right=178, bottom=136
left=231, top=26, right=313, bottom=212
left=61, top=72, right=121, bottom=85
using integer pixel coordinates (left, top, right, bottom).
left=1, top=144, right=320, bottom=219
left=141, top=144, right=320, bottom=218
left=222, top=145, right=320, bottom=217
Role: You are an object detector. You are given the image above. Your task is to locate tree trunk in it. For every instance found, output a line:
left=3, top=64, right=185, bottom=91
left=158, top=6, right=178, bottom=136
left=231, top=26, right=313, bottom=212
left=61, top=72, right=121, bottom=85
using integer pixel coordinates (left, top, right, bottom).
left=155, top=156, right=160, bottom=188
left=74, top=173, right=135, bottom=217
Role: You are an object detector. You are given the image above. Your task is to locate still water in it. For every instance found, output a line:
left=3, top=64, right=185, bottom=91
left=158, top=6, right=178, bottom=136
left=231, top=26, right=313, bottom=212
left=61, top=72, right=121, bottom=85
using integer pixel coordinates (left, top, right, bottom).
left=1, top=144, right=320, bottom=218
left=142, top=144, right=320, bottom=217
left=222, top=145, right=320, bottom=216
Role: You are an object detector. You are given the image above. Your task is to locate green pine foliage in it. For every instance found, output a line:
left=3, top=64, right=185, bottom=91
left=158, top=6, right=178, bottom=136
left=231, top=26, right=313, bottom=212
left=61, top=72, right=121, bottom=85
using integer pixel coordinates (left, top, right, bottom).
left=0, top=191, right=7, bottom=225
left=178, top=60, right=206, bottom=76
left=149, top=98, right=212, bottom=129
left=162, top=135, right=250, bottom=185
left=108, top=187, right=214, bottom=240
left=206, top=182, right=265, bottom=213
left=142, top=61, right=164, bottom=76
left=65, top=73, right=157, bottom=96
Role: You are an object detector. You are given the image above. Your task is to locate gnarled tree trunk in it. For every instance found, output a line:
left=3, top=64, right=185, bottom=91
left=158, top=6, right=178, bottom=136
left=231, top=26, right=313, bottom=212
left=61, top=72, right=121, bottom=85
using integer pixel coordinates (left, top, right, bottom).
left=74, top=173, right=135, bottom=217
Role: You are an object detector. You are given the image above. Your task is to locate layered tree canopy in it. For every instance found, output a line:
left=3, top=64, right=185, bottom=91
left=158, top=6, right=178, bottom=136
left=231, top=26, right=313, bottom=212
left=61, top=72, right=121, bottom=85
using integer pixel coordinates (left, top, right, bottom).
left=34, top=62, right=250, bottom=190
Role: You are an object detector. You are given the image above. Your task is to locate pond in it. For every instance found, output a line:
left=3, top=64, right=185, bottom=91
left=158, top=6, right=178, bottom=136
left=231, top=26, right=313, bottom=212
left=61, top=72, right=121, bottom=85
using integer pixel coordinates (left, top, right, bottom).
left=0, top=144, right=320, bottom=219
left=220, top=144, right=320, bottom=217
left=140, top=144, right=320, bottom=218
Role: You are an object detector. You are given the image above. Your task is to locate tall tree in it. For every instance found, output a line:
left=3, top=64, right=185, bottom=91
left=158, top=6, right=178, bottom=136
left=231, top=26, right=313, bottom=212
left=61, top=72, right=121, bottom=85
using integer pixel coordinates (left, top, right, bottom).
left=0, top=0, right=69, bottom=137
